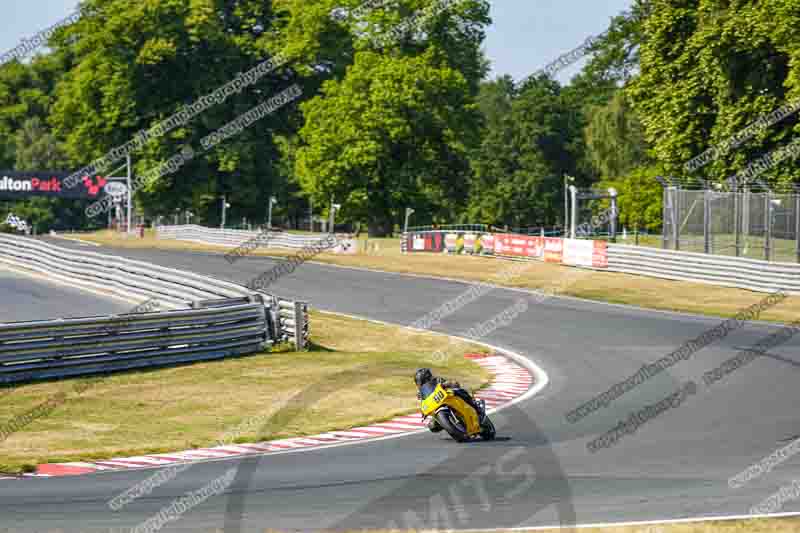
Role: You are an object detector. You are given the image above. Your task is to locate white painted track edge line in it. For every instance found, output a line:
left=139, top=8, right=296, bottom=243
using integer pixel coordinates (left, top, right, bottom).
left=448, top=510, right=800, bottom=532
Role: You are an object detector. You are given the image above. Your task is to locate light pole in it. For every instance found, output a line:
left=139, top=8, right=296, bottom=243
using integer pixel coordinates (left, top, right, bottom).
left=564, top=174, right=575, bottom=235
left=220, top=196, right=230, bottom=229
left=403, top=207, right=415, bottom=234
left=329, top=202, right=341, bottom=234
left=126, top=154, right=133, bottom=235
left=267, top=196, right=277, bottom=230
left=309, top=197, right=314, bottom=232
left=608, top=187, right=618, bottom=243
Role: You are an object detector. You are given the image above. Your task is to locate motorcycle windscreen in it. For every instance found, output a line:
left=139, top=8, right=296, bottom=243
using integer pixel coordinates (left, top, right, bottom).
left=419, top=381, right=438, bottom=399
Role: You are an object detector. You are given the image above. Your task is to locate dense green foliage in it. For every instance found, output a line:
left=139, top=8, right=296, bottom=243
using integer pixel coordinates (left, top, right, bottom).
left=0, top=0, right=797, bottom=235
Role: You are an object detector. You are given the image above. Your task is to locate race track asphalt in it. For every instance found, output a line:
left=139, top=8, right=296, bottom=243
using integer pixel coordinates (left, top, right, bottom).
left=0, top=266, right=130, bottom=322
left=1, top=239, right=799, bottom=532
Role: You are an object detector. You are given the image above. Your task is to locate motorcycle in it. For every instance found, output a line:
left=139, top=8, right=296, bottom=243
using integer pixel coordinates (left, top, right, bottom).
left=419, top=382, right=496, bottom=442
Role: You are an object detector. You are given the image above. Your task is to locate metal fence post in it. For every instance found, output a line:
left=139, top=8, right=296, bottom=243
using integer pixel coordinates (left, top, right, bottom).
left=704, top=188, right=711, bottom=254
left=742, top=184, right=751, bottom=256
left=765, top=192, right=772, bottom=262
left=734, top=185, right=741, bottom=257
left=670, top=186, right=680, bottom=250
left=662, top=184, right=668, bottom=249
left=569, top=185, right=578, bottom=239
left=796, top=193, right=800, bottom=264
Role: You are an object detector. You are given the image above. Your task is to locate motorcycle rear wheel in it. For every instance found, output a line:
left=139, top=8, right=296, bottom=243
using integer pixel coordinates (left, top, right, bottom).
left=480, top=417, right=496, bottom=440
left=436, top=409, right=469, bottom=442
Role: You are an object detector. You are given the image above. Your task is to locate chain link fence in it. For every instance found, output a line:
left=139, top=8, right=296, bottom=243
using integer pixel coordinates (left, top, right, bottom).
left=662, top=187, right=800, bottom=263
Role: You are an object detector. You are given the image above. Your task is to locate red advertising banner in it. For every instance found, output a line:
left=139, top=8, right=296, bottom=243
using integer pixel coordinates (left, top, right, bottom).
left=592, top=240, right=608, bottom=268
left=494, top=234, right=543, bottom=259
left=407, top=232, right=446, bottom=252
left=544, top=238, right=563, bottom=263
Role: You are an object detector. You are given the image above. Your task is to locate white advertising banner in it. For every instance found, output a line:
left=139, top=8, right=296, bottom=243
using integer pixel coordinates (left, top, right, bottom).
left=562, top=239, right=594, bottom=267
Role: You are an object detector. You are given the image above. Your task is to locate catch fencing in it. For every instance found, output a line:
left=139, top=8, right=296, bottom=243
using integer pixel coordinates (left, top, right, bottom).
left=0, top=234, right=310, bottom=383
left=662, top=186, right=800, bottom=263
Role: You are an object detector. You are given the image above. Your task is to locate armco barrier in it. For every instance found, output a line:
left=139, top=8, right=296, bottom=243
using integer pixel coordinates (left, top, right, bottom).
left=0, top=234, right=251, bottom=308
left=0, top=301, right=269, bottom=384
left=0, top=235, right=310, bottom=383
left=158, top=225, right=341, bottom=251
left=401, top=230, right=796, bottom=295
left=606, top=244, right=800, bottom=295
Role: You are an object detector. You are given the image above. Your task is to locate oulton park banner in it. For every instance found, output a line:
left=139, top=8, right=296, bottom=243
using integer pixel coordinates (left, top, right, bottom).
left=0, top=172, right=109, bottom=199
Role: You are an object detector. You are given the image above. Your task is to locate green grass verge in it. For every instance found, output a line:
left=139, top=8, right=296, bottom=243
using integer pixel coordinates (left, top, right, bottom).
left=0, top=311, right=491, bottom=474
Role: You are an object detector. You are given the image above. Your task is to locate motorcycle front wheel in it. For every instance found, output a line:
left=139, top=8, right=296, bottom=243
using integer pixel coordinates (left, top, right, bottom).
left=435, top=409, right=469, bottom=442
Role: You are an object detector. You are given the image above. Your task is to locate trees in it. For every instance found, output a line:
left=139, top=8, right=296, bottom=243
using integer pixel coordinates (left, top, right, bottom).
left=293, top=0, right=490, bottom=235
left=466, top=76, right=586, bottom=228
left=585, top=90, right=649, bottom=181
left=628, top=0, right=800, bottom=188
left=7, top=0, right=800, bottom=235
left=48, top=0, right=301, bottom=225
left=296, top=50, right=477, bottom=236
left=602, top=165, right=663, bottom=234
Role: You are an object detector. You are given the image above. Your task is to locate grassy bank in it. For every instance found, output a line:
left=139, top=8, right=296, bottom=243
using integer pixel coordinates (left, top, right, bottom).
left=66, top=230, right=800, bottom=324
left=0, top=311, right=490, bottom=474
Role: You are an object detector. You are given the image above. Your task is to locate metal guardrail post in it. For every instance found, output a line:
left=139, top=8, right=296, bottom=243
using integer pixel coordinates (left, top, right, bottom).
left=269, top=296, right=281, bottom=341
left=294, top=301, right=309, bottom=351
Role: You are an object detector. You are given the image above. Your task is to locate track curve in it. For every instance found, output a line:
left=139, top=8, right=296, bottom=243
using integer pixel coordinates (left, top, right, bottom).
left=2, top=240, right=799, bottom=532
left=0, top=266, right=130, bottom=321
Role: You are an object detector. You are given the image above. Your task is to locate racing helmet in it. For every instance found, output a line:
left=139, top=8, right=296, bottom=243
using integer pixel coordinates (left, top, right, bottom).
left=414, top=367, right=434, bottom=387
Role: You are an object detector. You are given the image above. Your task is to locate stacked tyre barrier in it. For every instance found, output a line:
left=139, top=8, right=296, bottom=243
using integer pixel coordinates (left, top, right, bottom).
left=0, top=234, right=312, bottom=384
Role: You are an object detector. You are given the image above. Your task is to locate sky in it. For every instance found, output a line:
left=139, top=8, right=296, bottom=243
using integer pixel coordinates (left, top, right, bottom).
left=1, top=0, right=632, bottom=84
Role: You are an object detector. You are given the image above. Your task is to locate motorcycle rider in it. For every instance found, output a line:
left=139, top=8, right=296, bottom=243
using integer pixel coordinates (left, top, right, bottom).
left=414, top=368, right=486, bottom=431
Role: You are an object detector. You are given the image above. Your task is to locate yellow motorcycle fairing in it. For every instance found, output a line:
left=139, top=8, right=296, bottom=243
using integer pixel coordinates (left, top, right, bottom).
left=419, top=383, right=481, bottom=436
